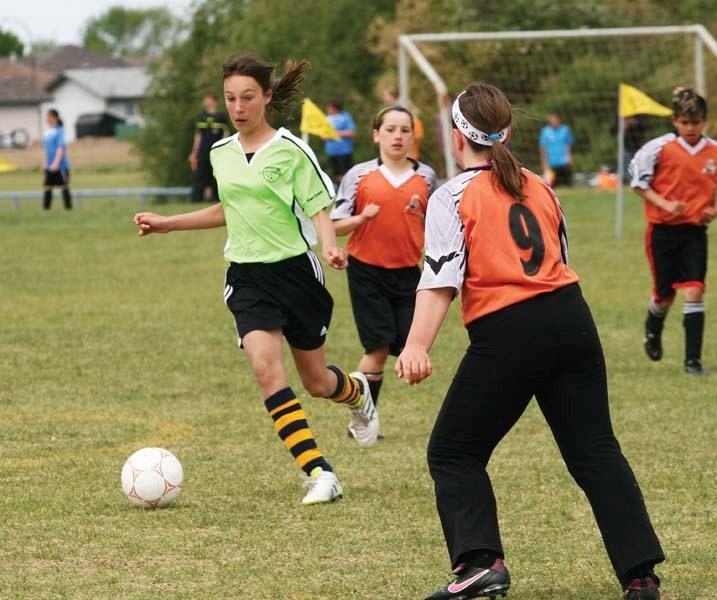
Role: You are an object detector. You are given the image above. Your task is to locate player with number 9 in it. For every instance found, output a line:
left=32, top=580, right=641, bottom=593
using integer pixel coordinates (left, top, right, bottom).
left=395, top=83, right=664, bottom=600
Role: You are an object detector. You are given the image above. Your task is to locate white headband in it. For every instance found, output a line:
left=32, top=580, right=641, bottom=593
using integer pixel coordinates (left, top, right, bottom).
left=452, top=91, right=509, bottom=146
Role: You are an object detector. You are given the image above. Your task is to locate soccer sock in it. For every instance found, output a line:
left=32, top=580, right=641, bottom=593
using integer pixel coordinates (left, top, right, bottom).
left=43, top=190, right=52, bottom=210
left=264, top=387, right=332, bottom=476
left=645, top=297, right=667, bottom=333
left=363, top=372, right=384, bottom=407
left=460, top=549, right=501, bottom=570
left=326, top=365, right=363, bottom=407
left=62, top=189, right=72, bottom=210
left=683, top=301, right=705, bottom=362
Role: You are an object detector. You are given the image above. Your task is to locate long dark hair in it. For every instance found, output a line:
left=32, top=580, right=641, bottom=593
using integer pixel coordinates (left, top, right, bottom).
left=454, top=83, right=525, bottom=201
left=222, top=51, right=310, bottom=115
left=48, top=108, right=63, bottom=127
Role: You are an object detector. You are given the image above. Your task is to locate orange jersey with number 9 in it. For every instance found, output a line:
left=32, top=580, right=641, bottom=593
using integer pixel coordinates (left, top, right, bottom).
left=458, top=169, right=579, bottom=324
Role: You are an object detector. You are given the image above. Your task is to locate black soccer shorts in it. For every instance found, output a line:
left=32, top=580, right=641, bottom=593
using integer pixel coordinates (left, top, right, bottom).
left=224, top=251, right=334, bottom=351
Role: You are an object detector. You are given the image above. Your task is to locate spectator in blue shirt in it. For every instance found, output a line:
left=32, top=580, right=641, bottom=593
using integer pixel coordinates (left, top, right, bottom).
left=324, top=99, right=356, bottom=181
left=539, top=112, right=574, bottom=187
left=42, top=109, right=72, bottom=210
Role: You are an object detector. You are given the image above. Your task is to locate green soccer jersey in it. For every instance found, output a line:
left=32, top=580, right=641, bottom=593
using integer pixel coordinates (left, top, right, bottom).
left=210, top=127, right=335, bottom=264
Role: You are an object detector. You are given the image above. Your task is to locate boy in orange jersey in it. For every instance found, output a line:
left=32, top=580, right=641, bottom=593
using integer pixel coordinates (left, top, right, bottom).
left=630, top=87, right=717, bottom=375
left=332, top=106, right=436, bottom=434
left=396, top=83, right=663, bottom=600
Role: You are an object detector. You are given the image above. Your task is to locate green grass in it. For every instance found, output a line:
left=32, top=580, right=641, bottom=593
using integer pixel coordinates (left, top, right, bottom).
left=0, top=188, right=715, bottom=599
left=0, top=166, right=148, bottom=191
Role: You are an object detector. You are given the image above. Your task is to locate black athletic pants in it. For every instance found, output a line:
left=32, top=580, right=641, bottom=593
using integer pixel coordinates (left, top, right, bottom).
left=191, top=158, right=218, bottom=202
left=427, top=284, right=664, bottom=579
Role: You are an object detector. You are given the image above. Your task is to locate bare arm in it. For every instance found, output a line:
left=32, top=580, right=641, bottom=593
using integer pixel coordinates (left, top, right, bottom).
left=632, top=186, right=685, bottom=216
left=312, top=209, right=347, bottom=269
left=50, top=147, right=65, bottom=171
left=539, top=147, right=548, bottom=173
left=133, top=202, right=225, bottom=236
left=395, top=287, right=454, bottom=385
left=333, top=204, right=380, bottom=236
left=700, top=187, right=717, bottom=224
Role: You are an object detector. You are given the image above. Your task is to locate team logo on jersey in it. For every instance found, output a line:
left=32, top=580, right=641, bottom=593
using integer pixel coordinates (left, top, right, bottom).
left=262, top=166, right=281, bottom=183
left=405, top=193, right=421, bottom=212
left=702, top=159, right=716, bottom=175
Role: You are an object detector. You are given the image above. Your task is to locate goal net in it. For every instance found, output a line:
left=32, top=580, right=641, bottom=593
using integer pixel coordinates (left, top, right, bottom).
left=398, top=26, right=717, bottom=182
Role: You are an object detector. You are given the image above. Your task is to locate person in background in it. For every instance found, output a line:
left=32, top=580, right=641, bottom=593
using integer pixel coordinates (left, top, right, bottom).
left=539, top=111, right=574, bottom=187
left=381, top=86, right=425, bottom=160
left=324, top=98, right=356, bottom=182
left=630, top=87, right=717, bottom=376
left=189, top=91, right=231, bottom=202
left=41, top=109, right=71, bottom=210
left=332, top=105, right=436, bottom=434
left=612, top=114, right=648, bottom=184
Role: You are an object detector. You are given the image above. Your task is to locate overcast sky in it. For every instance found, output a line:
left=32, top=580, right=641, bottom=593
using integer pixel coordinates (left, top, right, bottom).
left=1, top=0, right=193, bottom=48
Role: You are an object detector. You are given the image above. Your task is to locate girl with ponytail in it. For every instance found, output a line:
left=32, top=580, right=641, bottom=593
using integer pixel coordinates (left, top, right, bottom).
left=396, top=83, right=664, bottom=600
left=42, top=109, right=72, bottom=210
left=134, top=52, right=380, bottom=505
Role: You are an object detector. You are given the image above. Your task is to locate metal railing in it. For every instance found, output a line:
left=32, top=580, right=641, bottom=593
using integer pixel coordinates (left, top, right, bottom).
left=0, top=187, right=191, bottom=211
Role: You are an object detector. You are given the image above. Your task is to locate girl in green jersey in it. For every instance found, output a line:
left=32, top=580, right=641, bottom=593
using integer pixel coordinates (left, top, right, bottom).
left=134, top=52, right=379, bottom=505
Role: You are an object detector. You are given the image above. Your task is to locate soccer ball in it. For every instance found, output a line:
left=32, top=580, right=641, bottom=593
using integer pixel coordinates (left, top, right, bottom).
left=121, top=447, right=184, bottom=508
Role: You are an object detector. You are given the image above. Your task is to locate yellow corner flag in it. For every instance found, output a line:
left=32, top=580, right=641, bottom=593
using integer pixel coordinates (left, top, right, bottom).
left=619, top=84, right=672, bottom=118
left=300, top=98, right=339, bottom=140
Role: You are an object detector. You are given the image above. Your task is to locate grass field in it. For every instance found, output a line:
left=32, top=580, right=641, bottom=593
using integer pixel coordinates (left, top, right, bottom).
left=0, top=186, right=715, bottom=599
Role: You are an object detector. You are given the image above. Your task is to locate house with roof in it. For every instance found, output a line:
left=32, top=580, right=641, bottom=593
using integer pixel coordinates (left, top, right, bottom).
left=0, top=58, right=54, bottom=144
left=0, top=45, right=148, bottom=143
left=44, top=66, right=150, bottom=142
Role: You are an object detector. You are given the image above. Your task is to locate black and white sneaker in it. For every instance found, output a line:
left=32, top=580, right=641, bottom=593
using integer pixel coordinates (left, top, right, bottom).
left=684, top=359, right=707, bottom=376
left=425, top=559, right=510, bottom=600
left=347, top=372, right=379, bottom=448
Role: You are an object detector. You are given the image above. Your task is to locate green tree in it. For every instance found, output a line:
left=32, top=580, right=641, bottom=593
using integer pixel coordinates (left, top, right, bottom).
left=136, top=0, right=396, bottom=187
left=81, top=6, right=180, bottom=59
left=0, top=28, right=24, bottom=57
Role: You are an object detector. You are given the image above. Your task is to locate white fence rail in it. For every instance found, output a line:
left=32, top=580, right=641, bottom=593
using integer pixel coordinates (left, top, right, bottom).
left=0, top=187, right=191, bottom=211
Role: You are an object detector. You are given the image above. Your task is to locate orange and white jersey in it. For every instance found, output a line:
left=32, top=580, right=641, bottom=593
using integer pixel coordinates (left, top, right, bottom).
left=629, top=133, right=717, bottom=225
left=331, top=158, right=437, bottom=268
left=418, top=167, right=579, bottom=325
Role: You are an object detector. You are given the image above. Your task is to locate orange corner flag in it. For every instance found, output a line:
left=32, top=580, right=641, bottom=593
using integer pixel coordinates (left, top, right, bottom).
left=619, top=84, right=672, bottom=118
left=300, top=98, right=339, bottom=140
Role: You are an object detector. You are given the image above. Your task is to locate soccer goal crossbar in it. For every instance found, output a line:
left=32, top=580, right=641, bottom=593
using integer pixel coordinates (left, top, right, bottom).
left=399, top=25, right=717, bottom=235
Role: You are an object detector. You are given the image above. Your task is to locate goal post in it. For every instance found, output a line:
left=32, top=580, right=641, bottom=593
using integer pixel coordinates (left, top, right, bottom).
left=398, top=25, right=717, bottom=235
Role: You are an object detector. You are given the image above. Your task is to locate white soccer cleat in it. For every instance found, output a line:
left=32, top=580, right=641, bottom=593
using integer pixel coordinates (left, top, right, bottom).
left=347, top=372, right=380, bottom=448
left=301, top=470, right=343, bottom=505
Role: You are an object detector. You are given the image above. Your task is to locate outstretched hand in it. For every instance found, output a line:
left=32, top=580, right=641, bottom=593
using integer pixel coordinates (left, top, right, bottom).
left=660, top=199, right=685, bottom=215
left=395, top=344, right=432, bottom=385
left=361, top=203, right=381, bottom=221
left=133, top=212, right=170, bottom=236
left=323, top=244, right=347, bottom=269
left=700, top=206, right=717, bottom=224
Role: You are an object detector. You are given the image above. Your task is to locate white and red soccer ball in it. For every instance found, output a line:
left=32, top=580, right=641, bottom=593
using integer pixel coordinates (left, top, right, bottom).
left=121, top=447, right=184, bottom=508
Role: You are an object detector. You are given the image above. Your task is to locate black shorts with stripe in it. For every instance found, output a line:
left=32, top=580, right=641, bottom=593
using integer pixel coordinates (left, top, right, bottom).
left=646, top=223, right=707, bottom=301
left=347, top=255, right=420, bottom=355
left=43, top=169, right=70, bottom=187
left=224, top=251, right=333, bottom=350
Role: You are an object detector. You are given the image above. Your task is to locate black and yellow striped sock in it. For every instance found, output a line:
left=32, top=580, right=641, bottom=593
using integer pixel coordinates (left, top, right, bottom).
left=265, top=387, right=332, bottom=476
left=326, top=365, right=363, bottom=407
